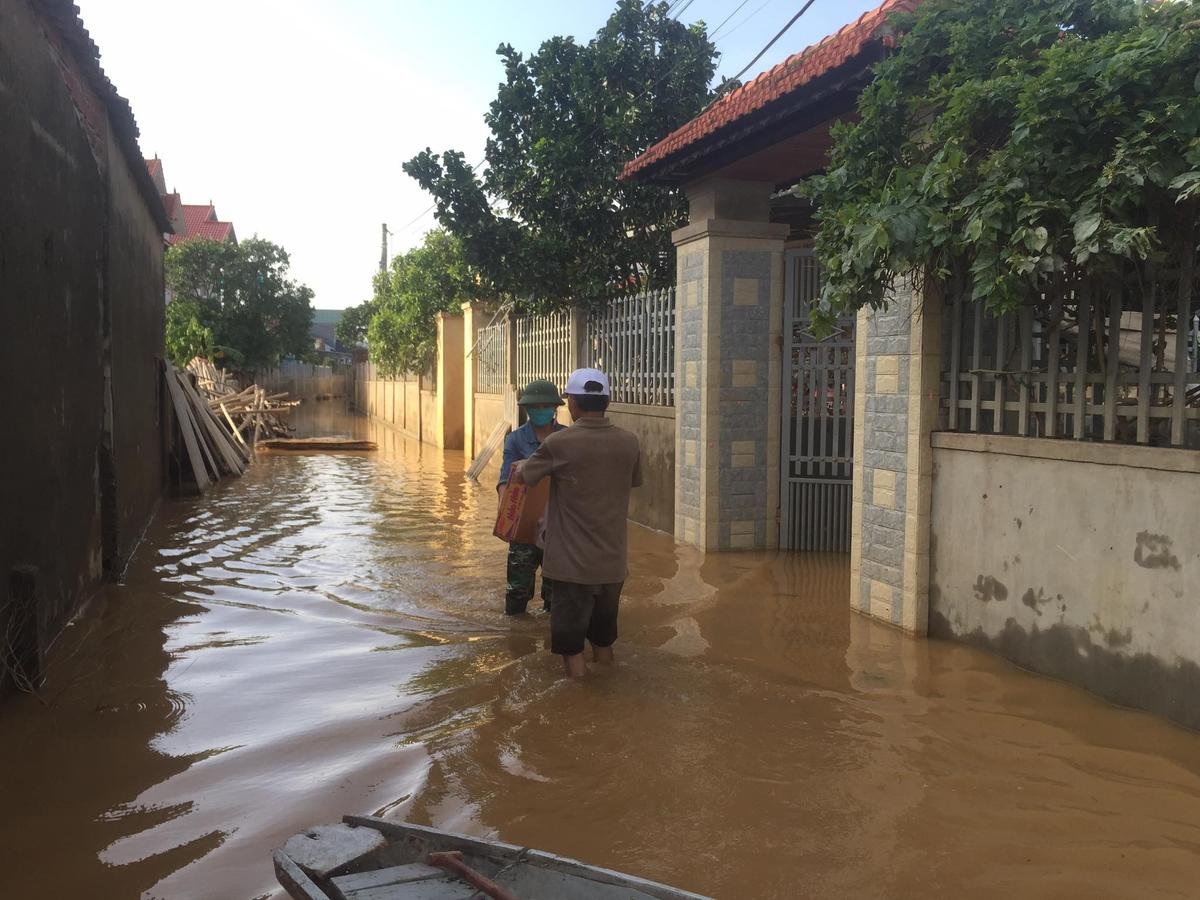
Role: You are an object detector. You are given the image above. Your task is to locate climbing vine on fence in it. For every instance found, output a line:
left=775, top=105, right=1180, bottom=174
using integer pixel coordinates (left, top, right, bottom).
left=800, top=0, right=1200, bottom=334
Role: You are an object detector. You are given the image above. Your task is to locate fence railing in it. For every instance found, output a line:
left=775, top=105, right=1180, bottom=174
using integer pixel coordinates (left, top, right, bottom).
left=584, top=287, right=675, bottom=406
left=475, top=319, right=509, bottom=395
left=515, top=310, right=572, bottom=393
left=942, top=290, right=1200, bottom=448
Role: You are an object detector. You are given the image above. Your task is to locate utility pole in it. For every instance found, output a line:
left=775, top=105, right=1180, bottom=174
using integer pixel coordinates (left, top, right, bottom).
left=380, top=223, right=392, bottom=273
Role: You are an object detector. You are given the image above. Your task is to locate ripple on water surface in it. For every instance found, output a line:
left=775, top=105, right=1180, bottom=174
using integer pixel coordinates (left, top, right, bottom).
left=2, top=407, right=1200, bottom=899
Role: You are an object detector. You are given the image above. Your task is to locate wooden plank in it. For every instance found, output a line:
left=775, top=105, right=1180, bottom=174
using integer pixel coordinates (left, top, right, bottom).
left=1074, top=285, right=1091, bottom=439
left=259, top=438, right=377, bottom=451
left=178, top=372, right=246, bottom=474
left=339, top=880, right=475, bottom=900
left=174, top=372, right=220, bottom=480
left=331, top=863, right=448, bottom=895
left=1103, top=290, right=1121, bottom=441
left=220, top=403, right=248, bottom=448
left=1138, top=284, right=1155, bottom=443
left=163, top=363, right=211, bottom=491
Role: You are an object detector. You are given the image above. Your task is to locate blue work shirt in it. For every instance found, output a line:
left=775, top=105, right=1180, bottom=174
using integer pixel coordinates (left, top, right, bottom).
left=498, top=420, right=564, bottom=487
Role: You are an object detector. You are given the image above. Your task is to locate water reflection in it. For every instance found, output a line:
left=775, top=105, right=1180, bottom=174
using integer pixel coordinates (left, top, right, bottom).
left=0, top=403, right=1198, bottom=899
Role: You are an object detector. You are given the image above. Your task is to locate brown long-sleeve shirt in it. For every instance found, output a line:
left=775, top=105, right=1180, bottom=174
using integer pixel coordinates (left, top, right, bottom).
left=519, top=416, right=642, bottom=585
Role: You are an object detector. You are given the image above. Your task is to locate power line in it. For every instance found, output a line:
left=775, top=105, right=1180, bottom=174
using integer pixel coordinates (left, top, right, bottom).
left=729, top=0, right=818, bottom=82
left=716, top=0, right=777, bottom=42
left=709, top=0, right=755, bottom=41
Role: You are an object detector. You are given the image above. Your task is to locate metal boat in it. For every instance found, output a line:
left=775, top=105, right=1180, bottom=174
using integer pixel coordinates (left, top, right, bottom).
left=274, top=816, right=709, bottom=900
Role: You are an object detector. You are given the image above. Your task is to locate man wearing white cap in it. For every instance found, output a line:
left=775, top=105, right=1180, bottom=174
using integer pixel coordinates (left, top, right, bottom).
left=512, top=367, right=642, bottom=677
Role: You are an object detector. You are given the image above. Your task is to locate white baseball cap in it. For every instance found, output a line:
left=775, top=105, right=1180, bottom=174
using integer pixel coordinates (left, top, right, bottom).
left=564, top=367, right=610, bottom=397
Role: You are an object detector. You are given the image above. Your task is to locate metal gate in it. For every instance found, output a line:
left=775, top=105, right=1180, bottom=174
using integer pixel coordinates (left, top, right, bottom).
left=780, top=249, right=856, bottom=551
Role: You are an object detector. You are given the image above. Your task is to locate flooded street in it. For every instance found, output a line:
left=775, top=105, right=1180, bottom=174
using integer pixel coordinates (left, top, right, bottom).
left=2, top=406, right=1199, bottom=899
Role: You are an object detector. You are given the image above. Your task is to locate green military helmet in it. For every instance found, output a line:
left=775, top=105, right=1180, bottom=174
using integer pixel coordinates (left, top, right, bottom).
left=518, top=378, right=564, bottom=407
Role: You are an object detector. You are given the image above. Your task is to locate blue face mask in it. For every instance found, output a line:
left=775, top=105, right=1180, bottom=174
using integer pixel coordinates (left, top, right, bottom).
left=527, top=407, right=556, bottom=427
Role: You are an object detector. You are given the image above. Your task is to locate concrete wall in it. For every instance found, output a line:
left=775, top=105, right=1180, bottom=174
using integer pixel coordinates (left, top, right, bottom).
left=1, top=0, right=165, bottom=695
left=260, top=362, right=348, bottom=401
left=929, top=433, right=1200, bottom=730
left=349, top=364, right=444, bottom=446
left=104, top=127, right=167, bottom=566
left=608, top=403, right=675, bottom=534
left=473, top=394, right=508, bottom=470
left=420, top=389, right=437, bottom=445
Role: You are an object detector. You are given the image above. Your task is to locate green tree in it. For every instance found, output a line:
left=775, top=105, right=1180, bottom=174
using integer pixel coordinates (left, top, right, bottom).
left=166, top=237, right=315, bottom=375
left=367, top=230, right=472, bottom=376
left=403, top=0, right=725, bottom=308
left=335, top=298, right=376, bottom=347
left=801, top=0, right=1200, bottom=333
left=164, top=297, right=214, bottom=367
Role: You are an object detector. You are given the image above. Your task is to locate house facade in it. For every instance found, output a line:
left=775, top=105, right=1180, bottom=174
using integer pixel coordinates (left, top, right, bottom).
left=624, top=0, right=1200, bottom=728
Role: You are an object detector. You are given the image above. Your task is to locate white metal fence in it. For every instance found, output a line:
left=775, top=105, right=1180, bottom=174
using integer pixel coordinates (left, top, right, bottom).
left=474, top=319, right=509, bottom=395
left=584, top=287, right=675, bottom=406
left=515, top=310, right=572, bottom=393
left=943, top=291, right=1200, bottom=448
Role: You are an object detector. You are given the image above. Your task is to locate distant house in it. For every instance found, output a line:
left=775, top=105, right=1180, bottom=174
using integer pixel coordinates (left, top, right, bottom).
left=311, top=309, right=350, bottom=362
left=145, top=156, right=236, bottom=245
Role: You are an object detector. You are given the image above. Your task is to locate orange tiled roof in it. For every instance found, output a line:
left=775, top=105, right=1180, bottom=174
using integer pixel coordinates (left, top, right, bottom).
left=621, top=0, right=919, bottom=181
left=181, top=203, right=218, bottom=232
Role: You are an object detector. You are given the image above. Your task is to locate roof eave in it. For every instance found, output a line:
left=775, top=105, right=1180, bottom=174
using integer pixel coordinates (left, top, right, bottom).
left=625, top=45, right=884, bottom=187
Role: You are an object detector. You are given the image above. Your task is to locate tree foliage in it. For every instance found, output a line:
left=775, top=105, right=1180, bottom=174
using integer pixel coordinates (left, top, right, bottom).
left=165, top=297, right=214, bottom=368
left=802, top=0, right=1200, bottom=332
left=365, top=230, right=472, bottom=376
left=335, top=299, right=376, bottom=347
left=403, top=0, right=726, bottom=309
left=166, top=237, right=315, bottom=374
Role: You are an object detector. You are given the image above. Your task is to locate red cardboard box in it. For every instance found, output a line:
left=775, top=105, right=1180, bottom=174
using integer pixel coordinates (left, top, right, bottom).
left=494, top=475, right=549, bottom=544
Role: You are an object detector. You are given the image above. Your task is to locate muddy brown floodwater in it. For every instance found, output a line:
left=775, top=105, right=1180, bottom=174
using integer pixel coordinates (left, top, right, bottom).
left=3, top=406, right=1200, bottom=899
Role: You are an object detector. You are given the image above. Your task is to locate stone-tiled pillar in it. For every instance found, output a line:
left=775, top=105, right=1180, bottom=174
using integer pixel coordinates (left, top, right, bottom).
left=850, top=280, right=942, bottom=633
left=672, top=178, right=787, bottom=551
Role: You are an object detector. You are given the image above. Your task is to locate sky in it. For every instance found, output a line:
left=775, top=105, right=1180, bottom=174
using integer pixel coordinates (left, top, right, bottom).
left=80, top=0, right=880, bottom=310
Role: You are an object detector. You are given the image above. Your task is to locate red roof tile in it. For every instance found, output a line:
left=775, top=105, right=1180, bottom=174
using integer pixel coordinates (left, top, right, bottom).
left=168, top=218, right=235, bottom=245
left=161, top=192, right=181, bottom=219
left=145, top=156, right=165, bottom=192
left=181, top=203, right=218, bottom=233
left=622, top=0, right=920, bottom=181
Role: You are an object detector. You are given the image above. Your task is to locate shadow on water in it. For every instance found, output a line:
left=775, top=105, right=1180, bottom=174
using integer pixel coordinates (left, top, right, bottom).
left=1, top=401, right=1199, bottom=899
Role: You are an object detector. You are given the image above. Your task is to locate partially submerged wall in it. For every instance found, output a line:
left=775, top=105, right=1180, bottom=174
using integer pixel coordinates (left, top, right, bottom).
left=1, top=0, right=166, bottom=695
left=105, top=126, right=166, bottom=566
left=608, top=404, right=675, bottom=534
left=1, top=0, right=109, bottom=689
left=260, top=361, right=347, bottom=401
left=929, top=433, right=1200, bottom=729
left=473, top=394, right=508, bottom=463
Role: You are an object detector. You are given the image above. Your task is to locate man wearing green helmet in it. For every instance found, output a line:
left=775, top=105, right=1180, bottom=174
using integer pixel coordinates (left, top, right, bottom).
left=497, top=378, right=565, bottom=615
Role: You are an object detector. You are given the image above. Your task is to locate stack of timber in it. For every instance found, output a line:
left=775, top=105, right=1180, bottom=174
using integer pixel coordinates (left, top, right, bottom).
left=164, top=362, right=251, bottom=492
left=165, top=358, right=303, bottom=493
left=187, top=357, right=299, bottom=443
